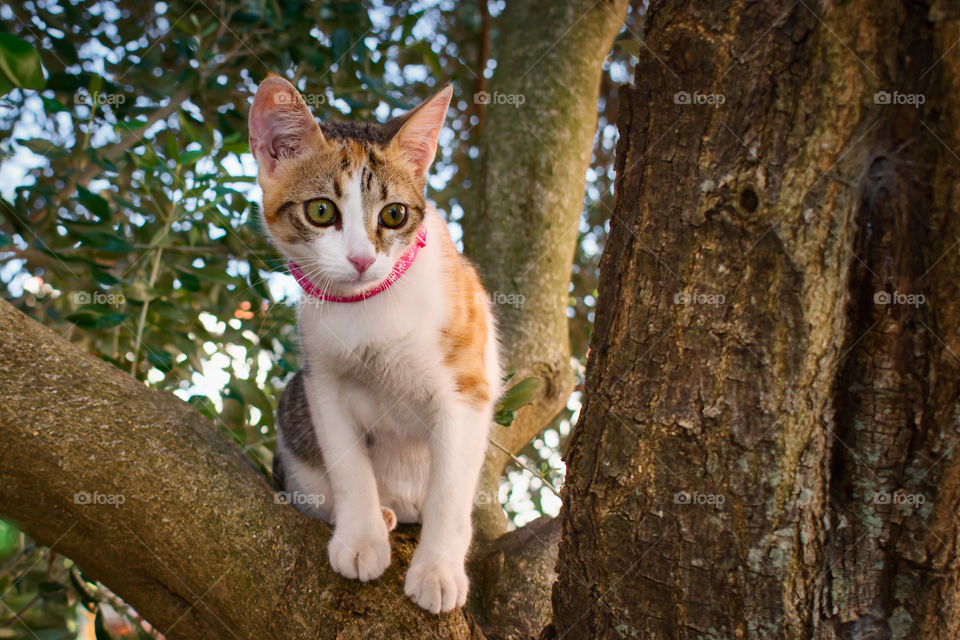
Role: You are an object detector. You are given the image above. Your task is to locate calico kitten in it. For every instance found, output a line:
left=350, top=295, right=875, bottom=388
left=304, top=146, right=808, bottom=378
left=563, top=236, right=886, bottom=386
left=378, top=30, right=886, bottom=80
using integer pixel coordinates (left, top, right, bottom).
left=248, top=76, right=500, bottom=614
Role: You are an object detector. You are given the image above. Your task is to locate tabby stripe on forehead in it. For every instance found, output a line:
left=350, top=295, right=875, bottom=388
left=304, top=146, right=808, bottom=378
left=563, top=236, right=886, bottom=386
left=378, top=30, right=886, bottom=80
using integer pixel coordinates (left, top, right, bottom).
left=364, top=166, right=374, bottom=192
left=333, top=177, right=342, bottom=198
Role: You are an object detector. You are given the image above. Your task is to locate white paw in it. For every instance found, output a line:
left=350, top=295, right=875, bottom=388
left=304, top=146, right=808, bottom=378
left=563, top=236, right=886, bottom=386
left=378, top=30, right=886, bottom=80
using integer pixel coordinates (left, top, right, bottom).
left=328, top=528, right=391, bottom=581
left=404, top=555, right=468, bottom=614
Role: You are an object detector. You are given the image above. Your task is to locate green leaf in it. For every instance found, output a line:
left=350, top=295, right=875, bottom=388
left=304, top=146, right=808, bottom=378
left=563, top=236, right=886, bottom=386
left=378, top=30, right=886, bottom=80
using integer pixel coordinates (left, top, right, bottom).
left=76, top=231, right=134, bottom=253
left=492, top=376, right=542, bottom=427
left=66, top=308, right=127, bottom=330
left=401, top=9, right=425, bottom=41
left=77, top=186, right=110, bottom=220
left=186, top=264, right=235, bottom=284
left=165, top=131, right=179, bottom=159
left=179, top=148, right=205, bottom=166
left=16, top=137, right=68, bottom=158
left=332, top=28, right=351, bottom=60
left=92, top=269, right=120, bottom=286
left=116, top=117, right=149, bottom=132
left=0, top=33, right=45, bottom=93
left=146, top=348, right=174, bottom=372
left=150, top=300, right=185, bottom=321
left=49, top=36, right=79, bottom=65
left=45, top=70, right=89, bottom=93
left=235, top=377, right=273, bottom=416
left=41, top=96, right=68, bottom=113
left=496, top=376, right=542, bottom=414
left=176, top=270, right=201, bottom=291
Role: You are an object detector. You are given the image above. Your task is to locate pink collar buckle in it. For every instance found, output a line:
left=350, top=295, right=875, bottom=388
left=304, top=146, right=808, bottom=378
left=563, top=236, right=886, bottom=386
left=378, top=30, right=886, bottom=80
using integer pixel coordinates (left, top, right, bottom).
left=289, top=225, right=427, bottom=303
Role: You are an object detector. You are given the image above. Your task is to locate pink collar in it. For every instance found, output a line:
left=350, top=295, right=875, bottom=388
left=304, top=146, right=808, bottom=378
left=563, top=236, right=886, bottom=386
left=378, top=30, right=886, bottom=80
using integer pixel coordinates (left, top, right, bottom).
left=289, top=225, right=427, bottom=303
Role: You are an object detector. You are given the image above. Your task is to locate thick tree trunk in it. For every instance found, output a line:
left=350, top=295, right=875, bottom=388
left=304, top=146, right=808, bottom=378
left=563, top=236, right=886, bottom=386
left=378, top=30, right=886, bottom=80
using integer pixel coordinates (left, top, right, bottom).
left=463, top=0, right=629, bottom=539
left=554, top=1, right=960, bottom=638
left=0, top=299, right=544, bottom=640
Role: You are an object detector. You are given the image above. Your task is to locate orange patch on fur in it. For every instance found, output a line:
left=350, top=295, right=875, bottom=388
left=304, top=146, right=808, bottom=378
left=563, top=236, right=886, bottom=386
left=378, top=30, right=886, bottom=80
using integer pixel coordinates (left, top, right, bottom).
left=435, top=231, right=491, bottom=409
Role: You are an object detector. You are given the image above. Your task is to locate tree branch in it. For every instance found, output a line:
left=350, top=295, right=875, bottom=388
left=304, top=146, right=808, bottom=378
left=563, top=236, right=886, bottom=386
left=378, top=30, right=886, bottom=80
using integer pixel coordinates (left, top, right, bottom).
left=0, top=299, right=484, bottom=640
left=468, top=517, right=561, bottom=640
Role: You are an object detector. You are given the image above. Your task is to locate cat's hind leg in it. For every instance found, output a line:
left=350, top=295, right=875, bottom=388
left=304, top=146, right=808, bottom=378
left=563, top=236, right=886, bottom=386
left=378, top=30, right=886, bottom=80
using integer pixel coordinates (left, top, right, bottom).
left=275, top=447, right=335, bottom=523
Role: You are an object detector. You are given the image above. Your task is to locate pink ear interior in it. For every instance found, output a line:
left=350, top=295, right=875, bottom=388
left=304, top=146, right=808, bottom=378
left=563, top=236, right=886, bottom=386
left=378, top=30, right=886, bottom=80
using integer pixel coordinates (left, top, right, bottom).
left=392, top=84, right=453, bottom=177
left=249, top=77, right=321, bottom=176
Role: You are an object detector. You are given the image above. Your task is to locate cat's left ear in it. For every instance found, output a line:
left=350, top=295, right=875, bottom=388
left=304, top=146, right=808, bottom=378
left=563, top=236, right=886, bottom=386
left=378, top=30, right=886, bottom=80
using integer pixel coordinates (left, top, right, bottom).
left=387, top=84, right=452, bottom=178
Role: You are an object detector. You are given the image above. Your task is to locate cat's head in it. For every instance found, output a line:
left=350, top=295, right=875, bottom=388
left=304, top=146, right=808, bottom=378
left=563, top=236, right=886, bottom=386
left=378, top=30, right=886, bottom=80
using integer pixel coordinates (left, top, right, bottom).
left=248, top=76, right=451, bottom=296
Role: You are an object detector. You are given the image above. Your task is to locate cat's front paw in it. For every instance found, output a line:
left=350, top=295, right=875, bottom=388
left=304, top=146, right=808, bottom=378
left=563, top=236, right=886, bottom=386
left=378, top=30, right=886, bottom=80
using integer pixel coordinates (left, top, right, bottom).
left=404, top=554, right=468, bottom=614
left=328, top=528, right=391, bottom=581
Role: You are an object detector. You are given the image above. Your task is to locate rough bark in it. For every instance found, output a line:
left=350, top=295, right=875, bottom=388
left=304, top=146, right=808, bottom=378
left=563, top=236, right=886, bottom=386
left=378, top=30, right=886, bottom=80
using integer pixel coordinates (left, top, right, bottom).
left=0, top=298, right=545, bottom=639
left=463, top=0, right=629, bottom=539
left=554, top=0, right=960, bottom=638
left=468, top=516, right=561, bottom=640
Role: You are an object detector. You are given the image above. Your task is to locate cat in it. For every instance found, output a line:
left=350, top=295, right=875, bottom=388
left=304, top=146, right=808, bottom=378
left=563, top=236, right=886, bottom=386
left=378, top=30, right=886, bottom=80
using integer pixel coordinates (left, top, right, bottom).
left=248, top=75, right=501, bottom=615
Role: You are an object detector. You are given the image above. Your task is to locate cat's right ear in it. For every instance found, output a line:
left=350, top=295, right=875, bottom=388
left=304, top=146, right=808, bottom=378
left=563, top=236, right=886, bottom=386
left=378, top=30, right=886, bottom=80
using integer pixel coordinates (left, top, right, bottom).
left=249, top=76, right=324, bottom=180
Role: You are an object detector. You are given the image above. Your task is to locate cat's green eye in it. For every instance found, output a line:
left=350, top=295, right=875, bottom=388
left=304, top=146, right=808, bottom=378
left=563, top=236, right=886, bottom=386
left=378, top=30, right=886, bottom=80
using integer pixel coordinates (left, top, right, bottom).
left=379, top=203, right=408, bottom=229
left=304, top=198, right=337, bottom=227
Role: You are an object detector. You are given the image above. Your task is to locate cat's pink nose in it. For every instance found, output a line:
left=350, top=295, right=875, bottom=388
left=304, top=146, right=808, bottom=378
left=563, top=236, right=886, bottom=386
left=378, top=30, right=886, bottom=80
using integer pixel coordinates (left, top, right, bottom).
left=348, top=255, right=375, bottom=275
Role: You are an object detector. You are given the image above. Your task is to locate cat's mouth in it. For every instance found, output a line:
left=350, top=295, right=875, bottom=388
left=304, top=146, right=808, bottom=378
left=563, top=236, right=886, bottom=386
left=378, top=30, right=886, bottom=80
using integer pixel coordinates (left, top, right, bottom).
left=325, top=271, right=386, bottom=295
left=344, top=272, right=382, bottom=289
